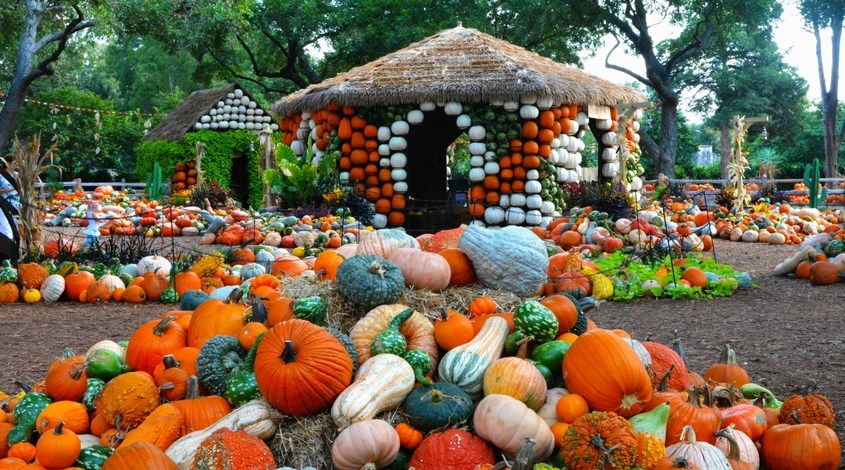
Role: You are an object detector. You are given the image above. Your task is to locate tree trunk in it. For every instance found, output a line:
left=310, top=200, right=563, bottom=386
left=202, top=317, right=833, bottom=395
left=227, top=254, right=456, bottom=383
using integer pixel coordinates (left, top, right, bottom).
left=815, top=14, right=842, bottom=178
left=640, top=103, right=680, bottom=178
left=720, top=124, right=731, bottom=180
left=0, top=3, right=40, bottom=154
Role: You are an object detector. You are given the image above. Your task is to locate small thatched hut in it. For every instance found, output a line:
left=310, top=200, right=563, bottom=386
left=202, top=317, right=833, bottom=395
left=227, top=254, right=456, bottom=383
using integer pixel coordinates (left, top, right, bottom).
left=273, top=25, right=646, bottom=231
left=137, top=83, right=277, bottom=207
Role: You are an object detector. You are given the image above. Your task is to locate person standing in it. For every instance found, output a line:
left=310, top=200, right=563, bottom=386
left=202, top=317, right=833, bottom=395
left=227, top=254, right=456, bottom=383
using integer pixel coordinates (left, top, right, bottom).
left=84, top=200, right=103, bottom=248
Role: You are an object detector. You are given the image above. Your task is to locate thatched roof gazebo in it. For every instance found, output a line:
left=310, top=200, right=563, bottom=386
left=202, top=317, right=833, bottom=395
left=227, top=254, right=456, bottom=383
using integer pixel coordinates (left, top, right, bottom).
left=136, top=83, right=276, bottom=208
left=272, top=25, right=646, bottom=231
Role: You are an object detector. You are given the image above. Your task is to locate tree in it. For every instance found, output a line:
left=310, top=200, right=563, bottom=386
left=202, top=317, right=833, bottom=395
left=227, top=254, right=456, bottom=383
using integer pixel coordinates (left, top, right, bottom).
left=0, top=1, right=98, bottom=156
left=685, top=24, right=809, bottom=179
left=800, top=0, right=845, bottom=177
left=570, top=0, right=781, bottom=178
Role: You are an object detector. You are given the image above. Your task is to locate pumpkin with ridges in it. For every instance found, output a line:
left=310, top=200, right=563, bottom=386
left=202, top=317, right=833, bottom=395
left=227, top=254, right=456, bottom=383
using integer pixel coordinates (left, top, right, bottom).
left=473, top=394, right=555, bottom=460
left=402, top=381, right=474, bottom=432
left=331, top=353, right=415, bottom=428
left=349, top=304, right=438, bottom=371
left=196, top=335, right=247, bottom=397
left=335, top=255, right=405, bottom=310
left=408, top=429, right=495, bottom=470
left=458, top=224, right=548, bottom=296
left=438, top=316, right=509, bottom=399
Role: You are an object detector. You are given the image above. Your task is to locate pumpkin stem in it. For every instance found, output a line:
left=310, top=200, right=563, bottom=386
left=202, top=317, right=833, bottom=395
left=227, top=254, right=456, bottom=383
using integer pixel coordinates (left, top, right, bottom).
left=53, top=421, right=65, bottom=435
left=791, top=410, right=803, bottom=424
left=227, top=287, right=245, bottom=304
left=589, top=433, right=622, bottom=467
left=671, top=335, right=689, bottom=367
left=281, top=340, right=296, bottom=363
left=13, top=380, right=32, bottom=393
left=162, top=355, right=181, bottom=370
left=718, top=343, right=739, bottom=366
left=159, top=382, right=175, bottom=392
left=716, top=426, right=743, bottom=461
left=154, top=316, right=177, bottom=336
left=511, top=436, right=536, bottom=470
left=429, top=390, right=443, bottom=404
left=515, top=336, right=534, bottom=360
left=361, top=464, right=377, bottom=470
left=368, top=260, right=387, bottom=278
left=711, top=388, right=735, bottom=408
left=657, top=365, right=674, bottom=391
left=438, top=306, right=449, bottom=322
left=60, top=347, right=76, bottom=360
left=185, top=376, right=200, bottom=400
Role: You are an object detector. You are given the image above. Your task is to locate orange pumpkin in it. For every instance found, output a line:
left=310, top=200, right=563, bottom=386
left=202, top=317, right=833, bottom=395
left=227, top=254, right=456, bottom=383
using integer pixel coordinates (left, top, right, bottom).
left=187, top=289, right=248, bottom=348
left=438, top=249, right=477, bottom=286
left=174, top=272, right=202, bottom=297
left=63, top=271, right=95, bottom=301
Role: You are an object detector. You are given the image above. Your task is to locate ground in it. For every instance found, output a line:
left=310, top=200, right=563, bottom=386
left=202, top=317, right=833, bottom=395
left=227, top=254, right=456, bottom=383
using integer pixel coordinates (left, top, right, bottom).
left=1, top=234, right=843, bottom=460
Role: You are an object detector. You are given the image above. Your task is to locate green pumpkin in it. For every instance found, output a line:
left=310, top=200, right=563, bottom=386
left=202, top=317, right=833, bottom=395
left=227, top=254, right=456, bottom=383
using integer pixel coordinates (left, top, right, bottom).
left=76, top=444, right=113, bottom=470
left=386, top=449, right=411, bottom=470
left=825, top=239, right=845, bottom=256
left=403, top=349, right=433, bottom=385
left=370, top=307, right=413, bottom=356
left=325, top=327, right=359, bottom=376
left=86, top=349, right=124, bottom=381
left=180, top=289, right=210, bottom=311
left=292, top=295, right=327, bottom=325
left=514, top=300, right=558, bottom=343
left=225, top=333, right=263, bottom=406
left=336, top=255, right=405, bottom=310
left=530, top=340, right=570, bottom=373
left=566, top=293, right=589, bottom=335
left=197, top=335, right=247, bottom=396
left=505, top=330, right=530, bottom=355
left=402, top=381, right=474, bottom=432
left=0, top=259, right=17, bottom=283
left=81, top=378, right=106, bottom=413
left=7, top=391, right=52, bottom=445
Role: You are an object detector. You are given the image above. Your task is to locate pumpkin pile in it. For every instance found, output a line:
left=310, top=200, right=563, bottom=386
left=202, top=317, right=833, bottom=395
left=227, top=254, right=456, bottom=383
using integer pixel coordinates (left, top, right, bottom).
left=773, top=232, right=845, bottom=285
left=4, top=225, right=840, bottom=469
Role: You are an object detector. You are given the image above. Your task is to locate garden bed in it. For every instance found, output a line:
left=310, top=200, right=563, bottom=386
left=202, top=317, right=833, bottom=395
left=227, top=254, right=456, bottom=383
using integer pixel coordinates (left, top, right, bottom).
left=1, top=237, right=843, bottom=465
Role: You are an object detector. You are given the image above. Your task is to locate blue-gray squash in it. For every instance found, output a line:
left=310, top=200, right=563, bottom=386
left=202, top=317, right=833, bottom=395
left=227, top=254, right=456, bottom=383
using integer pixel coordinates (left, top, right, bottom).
left=458, top=224, right=548, bottom=296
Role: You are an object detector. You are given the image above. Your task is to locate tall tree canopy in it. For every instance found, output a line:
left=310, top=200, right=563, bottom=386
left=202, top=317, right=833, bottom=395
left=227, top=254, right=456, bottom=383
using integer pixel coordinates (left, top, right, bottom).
left=569, top=0, right=783, bottom=178
left=800, top=0, right=844, bottom=177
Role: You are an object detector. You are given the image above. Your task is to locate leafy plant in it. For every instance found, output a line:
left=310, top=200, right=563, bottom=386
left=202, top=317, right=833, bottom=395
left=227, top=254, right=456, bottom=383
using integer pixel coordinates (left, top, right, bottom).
left=189, top=179, right=230, bottom=208
left=145, top=161, right=165, bottom=201
left=263, top=139, right=339, bottom=208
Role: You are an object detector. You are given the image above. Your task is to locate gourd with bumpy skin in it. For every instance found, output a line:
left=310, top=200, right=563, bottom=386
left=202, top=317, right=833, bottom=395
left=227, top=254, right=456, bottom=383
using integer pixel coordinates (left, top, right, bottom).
left=371, top=307, right=414, bottom=356
left=458, top=224, right=548, bottom=296
left=191, top=428, right=275, bottom=470
left=225, top=333, right=263, bottom=406
left=336, top=255, right=405, bottom=310
left=331, top=353, right=415, bottom=428
left=438, top=316, right=509, bottom=399
left=403, top=349, right=433, bottom=385
left=402, top=381, right=474, bottom=432
left=76, top=445, right=113, bottom=470
left=350, top=304, right=438, bottom=372
left=7, top=390, right=52, bottom=445
left=560, top=411, right=639, bottom=470
left=196, top=335, right=247, bottom=396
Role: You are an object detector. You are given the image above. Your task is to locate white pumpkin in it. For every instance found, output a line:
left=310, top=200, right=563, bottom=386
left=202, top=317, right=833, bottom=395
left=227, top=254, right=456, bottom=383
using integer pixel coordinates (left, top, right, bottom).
left=469, top=142, right=487, bottom=155
left=594, top=118, right=614, bottom=130
left=509, top=193, right=527, bottom=207
left=372, top=213, right=388, bottom=229
left=291, top=139, right=304, bottom=155
left=519, top=105, right=540, bottom=120
left=469, top=168, right=486, bottom=182
left=406, top=110, right=424, bottom=124
left=526, top=169, right=540, bottom=180
left=602, top=147, right=619, bottom=162
left=602, top=162, right=620, bottom=178
left=630, top=176, right=643, bottom=191
left=520, top=95, right=538, bottom=105
left=536, top=96, right=554, bottom=109
left=470, top=155, right=485, bottom=167
left=503, top=100, right=519, bottom=112
left=40, top=274, right=65, bottom=302
left=601, top=132, right=618, bottom=145
left=379, top=158, right=391, bottom=168
left=393, top=182, right=408, bottom=193
left=444, top=102, right=463, bottom=115
left=390, top=120, right=409, bottom=136
left=505, top=207, right=526, bottom=225
left=484, top=162, right=500, bottom=175
left=339, top=172, right=350, bottom=183
left=525, top=180, right=542, bottom=194
left=388, top=136, right=407, bottom=151
left=468, top=125, right=486, bottom=140
left=456, top=114, right=472, bottom=129
left=540, top=200, right=555, bottom=215
left=136, top=255, right=172, bottom=277
left=525, top=210, right=542, bottom=226
left=390, top=153, right=407, bottom=168
left=498, top=194, right=511, bottom=208
left=484, top=206, right=506, bottom=225
left=378, top=144, right=391, bottom=156
left=377, top=126, right=392, bottom=142
left=526, top=194, right=543, bottom=209
left=99, top=274, right=125, bottom=293
left=419, top=101, right=436, bottom=111
left=391, top=169, right=407, bottom=181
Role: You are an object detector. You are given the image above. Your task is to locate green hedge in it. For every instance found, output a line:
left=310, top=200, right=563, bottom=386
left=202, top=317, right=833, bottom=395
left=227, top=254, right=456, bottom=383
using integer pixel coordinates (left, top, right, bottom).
left=135, top=130, right=263, bottom=208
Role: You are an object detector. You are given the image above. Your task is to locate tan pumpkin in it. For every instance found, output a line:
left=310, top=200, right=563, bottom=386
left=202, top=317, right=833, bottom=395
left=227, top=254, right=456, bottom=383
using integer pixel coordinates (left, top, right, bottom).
left=482, top=340, right=547, bottom=411
left=473, top=394, right=555, bottom=461
left=356, top=228, right=420, bottom=258
left=331, top=353, right=415, bottom=428
left=331, top=419, right=400, bottom=470
left=387, top=247, right=451, bottom=290
left=349, top=304, right=438, bottom=370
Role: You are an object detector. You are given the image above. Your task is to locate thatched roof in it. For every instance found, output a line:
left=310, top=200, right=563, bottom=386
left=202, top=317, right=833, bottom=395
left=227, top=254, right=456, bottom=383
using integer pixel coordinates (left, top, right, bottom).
left=273, top=25, right=644, bottom=116
left=145, top=84, right=268, bottom=141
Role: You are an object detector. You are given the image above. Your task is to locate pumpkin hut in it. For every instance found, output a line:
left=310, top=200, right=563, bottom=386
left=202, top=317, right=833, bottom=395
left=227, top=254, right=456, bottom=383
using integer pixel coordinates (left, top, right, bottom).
left=137, top=83, right=278, bottom=208
left=272, top=25, right=645, bottom=231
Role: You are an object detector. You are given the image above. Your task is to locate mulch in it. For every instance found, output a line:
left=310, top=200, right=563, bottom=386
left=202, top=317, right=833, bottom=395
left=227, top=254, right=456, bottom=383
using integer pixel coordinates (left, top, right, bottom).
left=1, top=234, right=843, bottom=465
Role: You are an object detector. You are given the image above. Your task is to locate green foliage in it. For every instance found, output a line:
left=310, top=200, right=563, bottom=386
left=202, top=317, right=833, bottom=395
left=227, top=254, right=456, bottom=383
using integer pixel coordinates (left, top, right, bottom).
left=13, top=88, right=149, bottom=181
left=264, top=140, right=340, bottom=208
left=136, top=129, right=262, bottom=207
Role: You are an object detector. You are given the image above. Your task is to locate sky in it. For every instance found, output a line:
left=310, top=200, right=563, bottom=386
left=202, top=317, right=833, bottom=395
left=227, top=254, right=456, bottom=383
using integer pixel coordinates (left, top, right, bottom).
left=580, top=1, right=841, bottom=123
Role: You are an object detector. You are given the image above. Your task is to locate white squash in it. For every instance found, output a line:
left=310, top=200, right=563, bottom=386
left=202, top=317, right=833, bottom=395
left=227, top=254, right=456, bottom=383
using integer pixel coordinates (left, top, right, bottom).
left=406, top=110, right=424, bottom=124
left=444, top=102, right=463, bottom=115
left=388, top=136, right=407, bottom=151
left=377, top=126, right=392, bottom=142
left=136, top=255, right=172, bottom=277
left=537, top=388, right=570, bottom=427
left=390, top=153, right=407, bottom=168
left=85, top=340, right=126, bottom=361
left=468, top=125, right=486, bottom=140
left=519, top=105, right=540, bottom=120
left=505, top=207, right=526, bottom=225
left=40, top=274, right=65, bottom=302
left=331, top=353, right=415, bottom=427
left=390, top=120, right=409, bottom=136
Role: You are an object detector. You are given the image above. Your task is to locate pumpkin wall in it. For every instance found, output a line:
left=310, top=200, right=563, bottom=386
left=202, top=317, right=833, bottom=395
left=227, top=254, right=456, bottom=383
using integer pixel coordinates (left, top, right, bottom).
left=279, top=99, right=644, bottom=229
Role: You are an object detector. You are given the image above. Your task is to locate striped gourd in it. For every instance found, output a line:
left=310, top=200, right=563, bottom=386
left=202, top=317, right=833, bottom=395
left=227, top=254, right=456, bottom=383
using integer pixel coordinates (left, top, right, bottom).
left=438, top=316, right=509, bottom=398
left=331, top=353, right=415, bottom=428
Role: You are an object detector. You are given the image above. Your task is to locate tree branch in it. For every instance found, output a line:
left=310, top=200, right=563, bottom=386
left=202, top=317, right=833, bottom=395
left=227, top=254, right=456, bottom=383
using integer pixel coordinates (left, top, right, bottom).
left=28, top=5, right=96, bottom=85
left=605, top=36, right=653, bottom=87
left=813, top=18, right=829, bottom=96
left=235, top=33, right=286, bottom=79
left=203, top=45, right=287, bottom=95
left=296, top=50, right=322, bottom=84
left=665, top=2, right=716, bottom=73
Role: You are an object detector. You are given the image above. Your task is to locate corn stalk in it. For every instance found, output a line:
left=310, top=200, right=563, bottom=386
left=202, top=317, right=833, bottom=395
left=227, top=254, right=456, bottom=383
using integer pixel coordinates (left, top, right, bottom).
left=1, top=134, right=59, bottom=257
left=727, top=116, right=751, bottom=214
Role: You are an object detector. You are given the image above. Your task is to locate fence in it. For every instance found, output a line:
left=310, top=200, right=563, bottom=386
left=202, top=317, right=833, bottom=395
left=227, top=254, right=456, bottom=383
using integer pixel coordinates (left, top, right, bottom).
left=642, top=177, right=845, bottom=207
